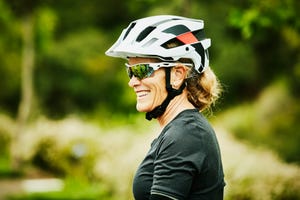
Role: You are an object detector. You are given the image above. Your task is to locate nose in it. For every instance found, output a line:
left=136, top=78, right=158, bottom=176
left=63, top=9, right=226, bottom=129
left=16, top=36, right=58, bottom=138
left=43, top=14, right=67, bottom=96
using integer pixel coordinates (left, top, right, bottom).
left=128, top=76, right=141, bottom=88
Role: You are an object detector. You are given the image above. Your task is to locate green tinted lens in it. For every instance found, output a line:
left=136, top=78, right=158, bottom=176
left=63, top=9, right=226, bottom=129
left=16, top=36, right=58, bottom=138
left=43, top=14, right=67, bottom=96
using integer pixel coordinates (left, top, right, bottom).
left=130, top=64, right=154, bottom=80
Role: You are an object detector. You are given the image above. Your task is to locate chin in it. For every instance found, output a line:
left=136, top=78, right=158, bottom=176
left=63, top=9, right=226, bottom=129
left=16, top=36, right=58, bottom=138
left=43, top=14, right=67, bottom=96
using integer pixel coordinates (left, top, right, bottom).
left=136, top=103, right=152, bottom=113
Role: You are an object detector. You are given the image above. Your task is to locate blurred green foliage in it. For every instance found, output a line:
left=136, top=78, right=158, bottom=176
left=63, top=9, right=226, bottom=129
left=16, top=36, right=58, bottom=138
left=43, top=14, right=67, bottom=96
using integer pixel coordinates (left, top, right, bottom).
left=217, top=79, right=300, bottom=164
left=0, top=0, right=299, bottom=115
left=35, top=29, right=134, bottom=117
left=1, top=114, right=300, bottom=200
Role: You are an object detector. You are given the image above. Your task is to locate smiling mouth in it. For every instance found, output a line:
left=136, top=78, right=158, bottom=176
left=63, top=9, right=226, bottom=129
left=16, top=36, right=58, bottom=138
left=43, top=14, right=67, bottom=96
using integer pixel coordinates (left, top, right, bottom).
left=136, top=91, right=150, bottom=99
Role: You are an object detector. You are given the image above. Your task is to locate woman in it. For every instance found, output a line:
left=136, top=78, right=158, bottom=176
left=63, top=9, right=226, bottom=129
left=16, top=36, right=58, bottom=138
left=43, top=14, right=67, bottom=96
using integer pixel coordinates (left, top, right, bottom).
left=106, top=15, right=225, bottom=200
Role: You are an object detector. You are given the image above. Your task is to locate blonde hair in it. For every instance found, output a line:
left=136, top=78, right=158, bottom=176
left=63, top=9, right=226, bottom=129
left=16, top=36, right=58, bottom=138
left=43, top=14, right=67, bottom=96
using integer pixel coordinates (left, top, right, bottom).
left=165, top=41, right=222, bottom=111
left=186, top=66, right=222, bottom=112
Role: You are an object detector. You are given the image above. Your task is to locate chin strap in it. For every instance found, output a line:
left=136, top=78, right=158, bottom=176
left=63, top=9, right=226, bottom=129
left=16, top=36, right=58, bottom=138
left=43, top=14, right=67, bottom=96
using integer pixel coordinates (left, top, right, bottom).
left=146, top=68, right=186, bottom=121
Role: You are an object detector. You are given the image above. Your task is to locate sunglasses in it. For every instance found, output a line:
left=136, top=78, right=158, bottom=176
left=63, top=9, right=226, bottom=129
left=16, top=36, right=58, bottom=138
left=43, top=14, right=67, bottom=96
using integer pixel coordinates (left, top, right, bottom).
left=125, top=62, right=193, bottom=80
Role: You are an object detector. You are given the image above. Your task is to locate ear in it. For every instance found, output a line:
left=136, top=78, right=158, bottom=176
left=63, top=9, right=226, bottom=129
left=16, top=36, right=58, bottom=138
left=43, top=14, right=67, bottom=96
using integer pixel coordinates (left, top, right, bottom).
left=171, top=66, right=187, bottom=88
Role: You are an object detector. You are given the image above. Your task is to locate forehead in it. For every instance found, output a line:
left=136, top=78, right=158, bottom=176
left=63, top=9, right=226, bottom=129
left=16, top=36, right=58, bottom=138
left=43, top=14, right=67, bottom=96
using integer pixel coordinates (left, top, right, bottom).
left=128, top=57, right=161, bottom=65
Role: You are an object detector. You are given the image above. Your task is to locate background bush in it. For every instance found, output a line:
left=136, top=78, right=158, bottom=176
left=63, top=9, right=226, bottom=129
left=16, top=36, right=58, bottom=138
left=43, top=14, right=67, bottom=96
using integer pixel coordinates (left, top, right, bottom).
left=4, top=116, right=300, bottom=200
left=217, top=79, right=300, bottom=164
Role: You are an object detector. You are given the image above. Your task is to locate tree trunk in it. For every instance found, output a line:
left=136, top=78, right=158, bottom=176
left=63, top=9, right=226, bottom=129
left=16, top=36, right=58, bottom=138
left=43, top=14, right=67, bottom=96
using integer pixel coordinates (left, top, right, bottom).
left=11, top=14, right=35, bottom=170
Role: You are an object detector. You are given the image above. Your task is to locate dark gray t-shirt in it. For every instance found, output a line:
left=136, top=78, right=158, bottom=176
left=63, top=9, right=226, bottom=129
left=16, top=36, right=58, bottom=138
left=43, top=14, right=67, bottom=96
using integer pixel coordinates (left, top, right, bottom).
left=133, top=109, right=225, bottom=200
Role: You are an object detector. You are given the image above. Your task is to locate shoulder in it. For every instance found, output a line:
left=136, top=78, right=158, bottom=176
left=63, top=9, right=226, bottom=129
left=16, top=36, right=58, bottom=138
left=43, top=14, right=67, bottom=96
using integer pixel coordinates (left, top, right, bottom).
left=165, top=109, right=214, bottom=139
left=159, top=109, right=215, bottom=150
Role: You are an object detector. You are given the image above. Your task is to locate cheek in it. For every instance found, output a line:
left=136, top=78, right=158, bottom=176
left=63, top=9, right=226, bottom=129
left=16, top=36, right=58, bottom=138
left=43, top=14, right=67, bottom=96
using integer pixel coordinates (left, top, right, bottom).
left=152, top=77, right=167, bottom=103
left=136, top=71, right=167, bottom=112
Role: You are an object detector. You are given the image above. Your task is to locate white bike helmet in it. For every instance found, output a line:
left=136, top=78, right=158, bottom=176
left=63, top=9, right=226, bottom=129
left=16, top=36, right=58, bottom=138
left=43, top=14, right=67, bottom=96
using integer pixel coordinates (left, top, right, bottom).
left=106, top=15, right=211, bottom=73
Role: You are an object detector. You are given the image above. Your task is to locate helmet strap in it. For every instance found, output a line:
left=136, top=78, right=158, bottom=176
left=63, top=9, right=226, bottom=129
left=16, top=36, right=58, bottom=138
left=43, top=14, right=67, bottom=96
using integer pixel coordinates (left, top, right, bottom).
left=146, top=67, right=186, bottom=121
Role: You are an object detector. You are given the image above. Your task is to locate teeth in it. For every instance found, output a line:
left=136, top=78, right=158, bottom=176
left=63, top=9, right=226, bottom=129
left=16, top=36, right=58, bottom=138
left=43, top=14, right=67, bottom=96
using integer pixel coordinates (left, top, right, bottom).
left=137, top=91, right=148, bottom=97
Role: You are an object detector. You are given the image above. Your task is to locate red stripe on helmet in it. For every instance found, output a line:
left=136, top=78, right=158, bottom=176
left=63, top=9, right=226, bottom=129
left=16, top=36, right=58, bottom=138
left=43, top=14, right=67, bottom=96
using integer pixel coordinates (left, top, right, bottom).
left=176, top=32, right=198, bottom=44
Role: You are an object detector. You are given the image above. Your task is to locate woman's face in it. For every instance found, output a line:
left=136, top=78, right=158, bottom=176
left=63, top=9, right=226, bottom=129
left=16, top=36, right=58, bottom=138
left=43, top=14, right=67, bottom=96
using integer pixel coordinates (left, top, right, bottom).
left=128, top=57, right=167, bottom=112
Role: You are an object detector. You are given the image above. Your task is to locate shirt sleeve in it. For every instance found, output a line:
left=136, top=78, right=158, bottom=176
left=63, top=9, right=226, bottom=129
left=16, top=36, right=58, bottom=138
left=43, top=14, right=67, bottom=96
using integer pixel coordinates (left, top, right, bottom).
left=151, top=125, right=207, bottom=199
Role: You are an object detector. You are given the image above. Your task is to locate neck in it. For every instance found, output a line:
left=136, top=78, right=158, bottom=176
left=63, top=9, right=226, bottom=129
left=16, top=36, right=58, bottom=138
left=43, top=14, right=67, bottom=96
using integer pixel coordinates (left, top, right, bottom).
left=157, top=90, right=195, bottom=127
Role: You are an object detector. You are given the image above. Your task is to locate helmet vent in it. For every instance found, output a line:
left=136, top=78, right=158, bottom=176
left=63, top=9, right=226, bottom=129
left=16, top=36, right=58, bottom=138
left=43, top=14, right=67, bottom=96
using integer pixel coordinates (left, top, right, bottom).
left=142, top=38, right=158, bottom=47
left=163, top=25, right=190, bottom=35
left=136, top=26, right=156, bottom=42
left=123, top=22, right=136, bottom=40
left=161, top=38, right=184, bottom=49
